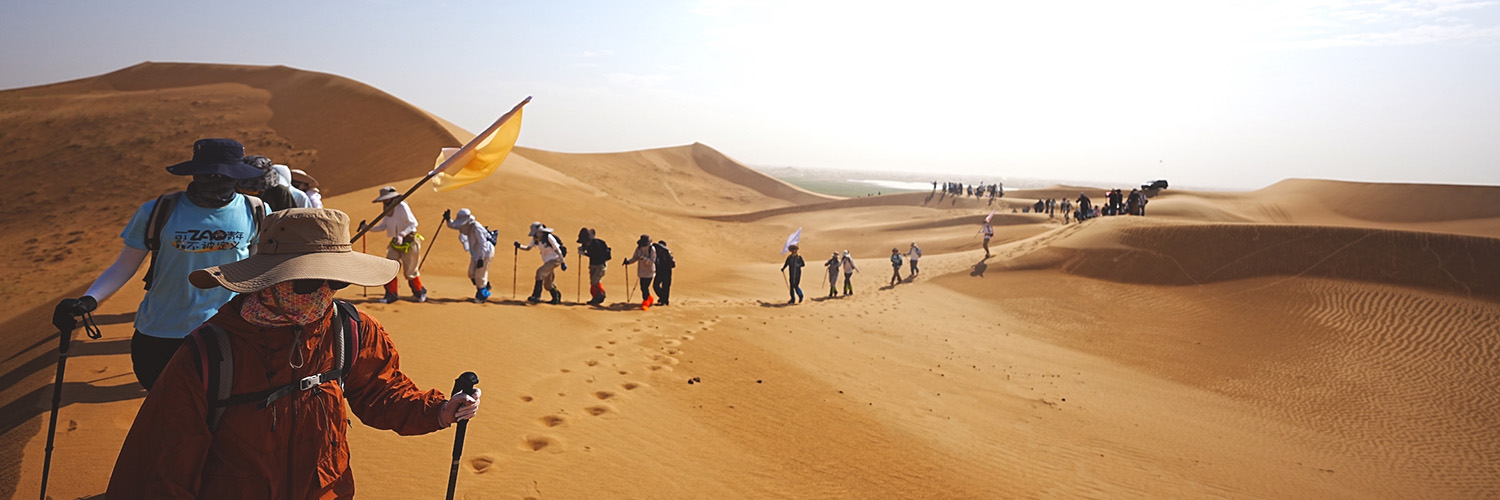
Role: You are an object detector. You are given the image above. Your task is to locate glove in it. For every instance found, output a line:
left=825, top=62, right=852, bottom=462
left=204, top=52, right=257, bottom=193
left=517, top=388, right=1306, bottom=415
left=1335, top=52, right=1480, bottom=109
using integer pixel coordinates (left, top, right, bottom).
left=357, top=220, right=368, bottom=233
left=513, top=241, right=521, bottom=249
left=52, top=295, right=98, bottom=332
left=440, top=387, right=482, bottom=428
left=442, top=209, right=452, bottom=222
left=560, top=261, right=568, bottom=272
left=621, top=259, right=628, bottom=266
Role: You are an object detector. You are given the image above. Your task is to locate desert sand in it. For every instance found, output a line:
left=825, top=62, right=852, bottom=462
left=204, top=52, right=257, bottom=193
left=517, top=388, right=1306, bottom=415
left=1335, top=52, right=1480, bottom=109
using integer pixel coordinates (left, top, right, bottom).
left=2, top=63, right=1497, bottom=499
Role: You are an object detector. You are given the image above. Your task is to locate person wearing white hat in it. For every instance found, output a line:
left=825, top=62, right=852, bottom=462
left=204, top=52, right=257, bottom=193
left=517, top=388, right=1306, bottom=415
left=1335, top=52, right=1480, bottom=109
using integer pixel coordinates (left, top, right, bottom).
left=289, top=168, right=323, bottom=209
left=444, top=208, right=496, bottom=303
left=364, top=186, right=427, bottom=303
left=840, top=250, right=859, bottom=296
left=514, top=222, right=567, bottom=304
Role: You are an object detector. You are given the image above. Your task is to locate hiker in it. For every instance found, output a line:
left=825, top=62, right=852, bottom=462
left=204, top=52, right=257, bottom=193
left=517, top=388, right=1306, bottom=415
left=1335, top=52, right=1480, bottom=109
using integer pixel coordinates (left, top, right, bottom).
left=578, top=228, right=612, bottom=306
left=273, top=163, right=311, bottom=208
left=981, top=221, right=995, bottom=258
left=236, top=155, right=299, bottom=212
left=652, top=240, right=676, bottom=306
left=1076, top=192, right=1093, bottom=221
left=889, top=248, right=903, bottom=286
left=824, top=252, right=841, bottom=298
left=105, top=208, right=481, bottom=499
left=905, top=242, right=922, bottom=278
left=444, top=208, right=496, bottom=303
left=514, top=222, right=567, bottom=304
left=621, top=234, right=657, bottom=310
left=289, top=168, right=323, bottom=208
left=840, top=250, right=858, bottom=296
left=363, top=186, right=428, bottom=303
left=781, top=245, right=805, bottom=304
left=51, top=139, right=268, bottom=391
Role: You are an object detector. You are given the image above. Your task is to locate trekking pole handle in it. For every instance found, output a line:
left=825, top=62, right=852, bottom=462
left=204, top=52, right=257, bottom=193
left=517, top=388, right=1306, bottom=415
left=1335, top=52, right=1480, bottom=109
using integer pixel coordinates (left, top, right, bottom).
left=446, top=371, right=480, bottom=500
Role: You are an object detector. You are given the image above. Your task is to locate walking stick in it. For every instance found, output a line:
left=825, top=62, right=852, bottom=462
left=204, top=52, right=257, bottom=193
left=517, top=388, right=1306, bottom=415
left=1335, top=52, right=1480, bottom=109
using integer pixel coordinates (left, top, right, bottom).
left=576, top=254, right=582, bottom=303
left=512, top=246, right=518, bottom=299
left=41, top=311, right=101, bottom=500
left=445, top=372, right=480, bottom=500
left=418, top=220, right=445, bottom=271
left=362, top=236, right=369, bottom=297
left=625, top=263, right=633, bottom=302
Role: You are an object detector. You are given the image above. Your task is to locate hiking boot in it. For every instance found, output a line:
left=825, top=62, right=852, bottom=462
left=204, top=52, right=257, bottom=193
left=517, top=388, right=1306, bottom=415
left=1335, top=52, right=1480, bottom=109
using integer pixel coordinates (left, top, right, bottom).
left=642, top=296, right=654, bottom=310
left=658, top=299, right=668, bottom=306
left=548, top=289, right=562, bottom=305
left=380, top=292, right=399, bottom=304
left=412, top=288, right=428, bottom=303
left=527, top=280, right=544, bottom=303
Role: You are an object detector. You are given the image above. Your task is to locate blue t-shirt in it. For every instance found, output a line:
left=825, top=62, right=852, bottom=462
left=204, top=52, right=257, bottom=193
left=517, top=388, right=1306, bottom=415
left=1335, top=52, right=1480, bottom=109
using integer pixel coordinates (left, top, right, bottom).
left=121, top=194, right=267, bottom=339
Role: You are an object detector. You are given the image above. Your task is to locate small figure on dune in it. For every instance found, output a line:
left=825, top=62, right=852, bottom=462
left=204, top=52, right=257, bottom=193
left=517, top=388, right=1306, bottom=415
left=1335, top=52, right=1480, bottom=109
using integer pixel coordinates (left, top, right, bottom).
left=652, top=240, right=676, bottom=306
left=825, top=251, right=841, bottom=298
left=515, top=222, right=567, bottom=305
left=622, top=234, right=657, bottom=310
left=981, top=220, right=995, bottom=258
left=364, top=186, right=427, bottom=303
left=841, top=250, right=859, bottom=296
left=889, top=248, right=903, bottom=286
left=444, top=208, right=496, bottom=303
left=781, top=244, right=805, bottom=304
left=905, top=242, right=922, bottom=278
left=578, top=228, right=612, bottom=306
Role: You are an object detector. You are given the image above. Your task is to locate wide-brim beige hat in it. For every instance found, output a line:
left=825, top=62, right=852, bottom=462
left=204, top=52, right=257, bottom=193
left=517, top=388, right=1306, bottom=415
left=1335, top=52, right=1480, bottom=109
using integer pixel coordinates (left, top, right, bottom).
left=290, top=168, right=319, bottom=188
left=190, top=208, right=398, bottom=292
left=372, top=186, right=400, bottom=202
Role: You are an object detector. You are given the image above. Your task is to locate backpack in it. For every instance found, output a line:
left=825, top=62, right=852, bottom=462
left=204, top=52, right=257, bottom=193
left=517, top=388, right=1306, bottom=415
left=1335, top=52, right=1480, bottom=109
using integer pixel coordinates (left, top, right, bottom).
left=594, top=239, right=612, bottom=261
left=142, top=192, right=266, bottom=290
left=653, top=243, right=675, bottom=269
left=485, top=227, right=498, bottom=246
left=187, top=300, right=362, bottom=432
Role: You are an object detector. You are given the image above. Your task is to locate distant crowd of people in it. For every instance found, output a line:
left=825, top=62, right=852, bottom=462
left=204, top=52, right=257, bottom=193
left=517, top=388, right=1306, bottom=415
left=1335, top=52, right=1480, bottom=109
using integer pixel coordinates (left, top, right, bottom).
left=779, top=242, right=922, bottom=304
left=934, top=181, right=1003, bottom=201
left=1070, top=188, right=1149, bottom=222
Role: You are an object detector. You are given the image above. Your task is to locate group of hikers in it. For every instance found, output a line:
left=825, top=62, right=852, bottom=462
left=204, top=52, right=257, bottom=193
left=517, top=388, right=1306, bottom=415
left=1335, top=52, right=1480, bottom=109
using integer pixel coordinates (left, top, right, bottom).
left=933, top=181, right=1003, bottom=200
left=1071, top=188, right=1149, bottom=222
left=779, top=242, right=922, bottom=303
left=48, top=139, right=481, bottom=498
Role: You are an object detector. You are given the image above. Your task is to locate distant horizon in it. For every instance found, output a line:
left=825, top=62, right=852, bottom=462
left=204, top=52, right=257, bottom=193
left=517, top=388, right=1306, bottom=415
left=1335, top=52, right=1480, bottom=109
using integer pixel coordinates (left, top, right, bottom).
left=3, top=1, right=1496, bottom=190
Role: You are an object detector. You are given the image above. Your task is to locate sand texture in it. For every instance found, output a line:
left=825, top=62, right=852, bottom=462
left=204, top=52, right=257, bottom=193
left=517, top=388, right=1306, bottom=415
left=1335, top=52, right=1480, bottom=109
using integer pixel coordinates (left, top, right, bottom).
left=2, top=63, right=1497, bottom=500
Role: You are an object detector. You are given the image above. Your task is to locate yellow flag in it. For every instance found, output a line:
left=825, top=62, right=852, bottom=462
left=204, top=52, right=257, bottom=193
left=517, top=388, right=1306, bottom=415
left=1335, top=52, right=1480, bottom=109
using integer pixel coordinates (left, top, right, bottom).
left=431, top=100, right=527, bottom=192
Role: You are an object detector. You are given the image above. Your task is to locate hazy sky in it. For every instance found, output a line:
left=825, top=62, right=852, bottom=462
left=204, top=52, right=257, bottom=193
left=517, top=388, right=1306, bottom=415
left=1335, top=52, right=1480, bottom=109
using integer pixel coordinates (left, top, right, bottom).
left=2, top=0, right=1497, bottom=189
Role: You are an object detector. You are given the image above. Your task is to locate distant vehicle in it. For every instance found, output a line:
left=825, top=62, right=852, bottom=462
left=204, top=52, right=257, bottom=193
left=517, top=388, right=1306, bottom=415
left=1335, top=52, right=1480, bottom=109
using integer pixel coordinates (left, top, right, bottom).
left=1141, top=179, right=1168, bottom=190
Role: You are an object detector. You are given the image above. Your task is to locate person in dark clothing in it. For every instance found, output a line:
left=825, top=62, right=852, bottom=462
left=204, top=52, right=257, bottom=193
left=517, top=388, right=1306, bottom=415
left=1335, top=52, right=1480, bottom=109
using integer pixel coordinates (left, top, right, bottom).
left=824, top=252, right=841, bottom=298
left=238, top=155, right=299, bottom=212
left=578, top=228, right=611, bottom=306
left=1076, top=192, right=1094, bottom=221
left=781, top=244, right=805, bottom=304
left=652, top=240, right=675, bottom=306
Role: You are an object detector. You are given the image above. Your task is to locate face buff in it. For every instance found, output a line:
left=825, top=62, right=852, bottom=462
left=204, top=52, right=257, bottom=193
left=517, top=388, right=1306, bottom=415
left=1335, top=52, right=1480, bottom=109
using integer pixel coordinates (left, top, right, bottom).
left=241, top=280, right=334, bottom=328
left=186, top=174, right=239, bottom=208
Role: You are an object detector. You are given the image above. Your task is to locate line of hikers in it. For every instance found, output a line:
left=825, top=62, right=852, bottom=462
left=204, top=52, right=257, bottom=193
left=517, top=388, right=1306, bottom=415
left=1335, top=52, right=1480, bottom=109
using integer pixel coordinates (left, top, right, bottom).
left=1071, top=188, right=1149, bottom=222
left=50, top=139, right=480, bottom=498
left=780, top=242, right=922, bottom=303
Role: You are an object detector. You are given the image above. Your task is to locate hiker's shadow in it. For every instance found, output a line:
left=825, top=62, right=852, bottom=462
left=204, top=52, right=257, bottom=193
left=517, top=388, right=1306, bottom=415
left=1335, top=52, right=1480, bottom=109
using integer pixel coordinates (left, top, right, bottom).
left=756, top=300, right=798, bottom=308
left=971, top=258, right=988, bottom=277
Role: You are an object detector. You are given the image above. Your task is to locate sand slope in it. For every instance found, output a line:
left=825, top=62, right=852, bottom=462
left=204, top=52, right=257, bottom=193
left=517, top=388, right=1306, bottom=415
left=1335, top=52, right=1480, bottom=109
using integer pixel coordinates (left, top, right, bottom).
left=4, top=64, right=1499, bottom=500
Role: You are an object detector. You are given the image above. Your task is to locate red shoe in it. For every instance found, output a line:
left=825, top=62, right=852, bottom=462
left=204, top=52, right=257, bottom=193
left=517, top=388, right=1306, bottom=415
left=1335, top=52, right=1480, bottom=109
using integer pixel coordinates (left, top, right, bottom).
left=642, top=296, right=655, bottom=310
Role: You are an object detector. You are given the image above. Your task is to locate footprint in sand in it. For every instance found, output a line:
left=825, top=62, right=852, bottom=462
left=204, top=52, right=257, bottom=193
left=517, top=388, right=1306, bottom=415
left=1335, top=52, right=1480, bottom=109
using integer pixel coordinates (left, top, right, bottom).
left=467, top=454, right=497, bottom=473
left=538, top=415, right=567, bottom=428
left=592, top=390, right=616, bottom=400
left=519, top=434, right=563, bottom=452
left=663, top=348, right=681, bottom=355
left=621, top=381, right=647, bottom=391
left=647, top=365, right=674, bottom=373
left=662, top=339, right=682, bottom=347
left=681, top=335, right=695, bottom=341
left=585, top=360, right=599, bottom=367
left=584, top=404, right=617, bottom=417
left=650, top=354, right=680, bottom=365
left=519, top=395, right=534, bottom=403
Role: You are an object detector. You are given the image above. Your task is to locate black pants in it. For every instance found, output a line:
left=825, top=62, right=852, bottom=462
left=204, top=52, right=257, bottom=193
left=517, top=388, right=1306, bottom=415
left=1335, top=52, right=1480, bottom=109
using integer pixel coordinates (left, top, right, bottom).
left=131, top=331, right=185, bottom=391
left=640, top=277, right=654, bottom=301
left=653, top=270, right=673, bottom=304
left=787, top=269, right=802, bottom=299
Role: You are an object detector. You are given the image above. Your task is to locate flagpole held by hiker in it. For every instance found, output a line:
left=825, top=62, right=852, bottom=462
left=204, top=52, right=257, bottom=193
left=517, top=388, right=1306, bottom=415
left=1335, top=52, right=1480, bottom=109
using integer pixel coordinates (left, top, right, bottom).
left=350, top=96, right=530, bottom=245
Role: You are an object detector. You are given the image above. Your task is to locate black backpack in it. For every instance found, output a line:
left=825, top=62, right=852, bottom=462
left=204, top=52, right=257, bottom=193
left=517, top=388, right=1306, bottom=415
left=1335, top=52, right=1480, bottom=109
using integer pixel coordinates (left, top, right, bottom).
left=595, top=239, right=612, bottom=261
left=142, top=192, right=266, bottom=290
left=187, top=300, right=363, bottom=432
left=653, top=243, right=675, bottom=269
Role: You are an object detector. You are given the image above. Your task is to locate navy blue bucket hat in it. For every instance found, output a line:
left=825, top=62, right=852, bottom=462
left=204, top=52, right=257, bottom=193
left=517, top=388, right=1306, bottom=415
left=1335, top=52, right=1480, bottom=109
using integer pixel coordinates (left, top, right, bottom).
left=165, top=138, right=264, bottom=179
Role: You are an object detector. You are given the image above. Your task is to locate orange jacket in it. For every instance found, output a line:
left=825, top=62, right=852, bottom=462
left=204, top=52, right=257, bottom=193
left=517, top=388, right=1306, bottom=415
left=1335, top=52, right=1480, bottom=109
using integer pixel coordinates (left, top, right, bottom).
left=107, top=296, right=449, bottom=499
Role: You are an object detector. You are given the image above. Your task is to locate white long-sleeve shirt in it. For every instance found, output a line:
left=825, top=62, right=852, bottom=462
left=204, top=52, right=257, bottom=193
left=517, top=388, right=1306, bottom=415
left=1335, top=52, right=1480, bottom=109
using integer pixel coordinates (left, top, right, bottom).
left=519, top=231, right=563, bottom=263
left=372, top=201, right=418, bottom=239
left=448, top=217, right=495, bottom=259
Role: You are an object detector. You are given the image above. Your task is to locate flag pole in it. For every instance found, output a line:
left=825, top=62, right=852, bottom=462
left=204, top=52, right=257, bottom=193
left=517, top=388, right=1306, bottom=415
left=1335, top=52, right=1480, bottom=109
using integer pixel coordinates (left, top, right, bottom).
left=351, top=96, right=532, bottom=244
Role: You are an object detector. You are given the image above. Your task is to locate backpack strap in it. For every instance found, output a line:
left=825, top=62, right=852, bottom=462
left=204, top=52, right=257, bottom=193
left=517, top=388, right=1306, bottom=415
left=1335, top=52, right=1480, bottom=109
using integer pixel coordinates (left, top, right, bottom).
left=141, top=192, right=182, bottom=290
left=198, top=301, right=364, bottom=431
left=244, top=195, right=265, bottom=255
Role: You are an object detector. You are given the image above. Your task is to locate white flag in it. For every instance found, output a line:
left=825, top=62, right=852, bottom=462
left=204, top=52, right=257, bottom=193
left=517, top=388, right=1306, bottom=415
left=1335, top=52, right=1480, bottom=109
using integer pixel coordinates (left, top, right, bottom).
left=781, top=227, right=802, bottom=255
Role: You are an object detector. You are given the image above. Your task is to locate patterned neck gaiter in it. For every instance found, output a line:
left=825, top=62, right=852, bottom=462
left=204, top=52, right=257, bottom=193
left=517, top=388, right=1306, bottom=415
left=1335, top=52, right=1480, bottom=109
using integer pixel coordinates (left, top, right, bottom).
left=241, top=281, right=334, bottom=328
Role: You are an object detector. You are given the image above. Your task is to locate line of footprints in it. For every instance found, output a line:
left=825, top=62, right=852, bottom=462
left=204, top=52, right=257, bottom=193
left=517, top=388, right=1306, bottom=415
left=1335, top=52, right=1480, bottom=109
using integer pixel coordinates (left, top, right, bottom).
left=467, top=316, right=723, bottom=474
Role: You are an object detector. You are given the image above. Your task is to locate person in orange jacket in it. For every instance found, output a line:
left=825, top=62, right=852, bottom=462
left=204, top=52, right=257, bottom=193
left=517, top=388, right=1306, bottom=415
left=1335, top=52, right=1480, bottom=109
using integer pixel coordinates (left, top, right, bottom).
left=105, top=208, right=481, bottom=499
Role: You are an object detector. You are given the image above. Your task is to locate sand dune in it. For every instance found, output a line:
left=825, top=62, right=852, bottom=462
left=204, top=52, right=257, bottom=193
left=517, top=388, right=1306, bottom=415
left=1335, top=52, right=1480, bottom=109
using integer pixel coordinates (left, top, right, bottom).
left=4, top=63, right=1499, bottom=500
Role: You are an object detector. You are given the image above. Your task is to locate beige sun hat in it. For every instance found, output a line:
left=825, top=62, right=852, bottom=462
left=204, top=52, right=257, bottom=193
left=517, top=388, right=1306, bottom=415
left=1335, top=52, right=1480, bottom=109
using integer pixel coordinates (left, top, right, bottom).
left=372, top=186, right=400, bottom=203
left=289, top=168, right=319, bottom=188
left=190, top=208, right=398, bottom=292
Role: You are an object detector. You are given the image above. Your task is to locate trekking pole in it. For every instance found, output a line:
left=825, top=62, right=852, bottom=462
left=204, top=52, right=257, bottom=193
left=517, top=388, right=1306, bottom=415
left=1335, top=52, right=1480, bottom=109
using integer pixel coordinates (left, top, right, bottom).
left=781, top=269, right=788, bottom=295
left=512, top=247, right=518, bottom=299
left=418, top=221, right=445, bottom=271
left=625, top=263, right=633, bottom=302
left=41, top=310, right=101, bottom=500
left=361, top=236, right=369, bottom=297
left=445, top=372, right=480, bottom=500
left=576, top=254, right=582, bottom=303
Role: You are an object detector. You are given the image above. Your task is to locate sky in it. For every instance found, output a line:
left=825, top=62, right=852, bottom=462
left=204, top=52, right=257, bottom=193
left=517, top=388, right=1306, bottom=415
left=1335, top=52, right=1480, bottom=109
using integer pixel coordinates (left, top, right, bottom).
left=2, top=0, right=1497, bottom=189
